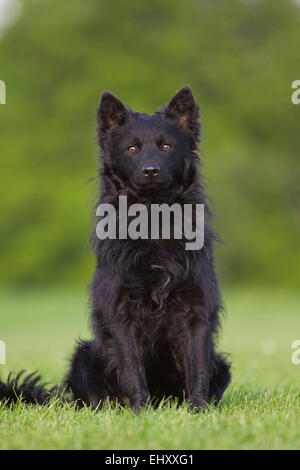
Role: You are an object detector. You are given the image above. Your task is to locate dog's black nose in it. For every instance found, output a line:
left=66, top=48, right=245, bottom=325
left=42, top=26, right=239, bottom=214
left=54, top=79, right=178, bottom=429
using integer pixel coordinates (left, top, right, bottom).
left=142, top=164, right=160, bottom=177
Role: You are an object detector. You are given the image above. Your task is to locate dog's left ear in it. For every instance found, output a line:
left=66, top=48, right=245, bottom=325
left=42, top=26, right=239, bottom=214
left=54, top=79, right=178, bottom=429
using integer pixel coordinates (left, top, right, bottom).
left=163, top=86, right=200, bottom=138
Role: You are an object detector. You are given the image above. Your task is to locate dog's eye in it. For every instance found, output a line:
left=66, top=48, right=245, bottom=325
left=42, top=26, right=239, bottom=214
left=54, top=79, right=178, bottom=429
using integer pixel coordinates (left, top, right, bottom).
left=127, top=145, right=138, bottom=153
left=161, top=143, right=172, bottom=151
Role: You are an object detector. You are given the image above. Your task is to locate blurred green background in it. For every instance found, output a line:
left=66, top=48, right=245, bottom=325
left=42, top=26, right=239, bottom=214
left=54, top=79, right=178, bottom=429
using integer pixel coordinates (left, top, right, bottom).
left=0, top=0, right=299, bottom=288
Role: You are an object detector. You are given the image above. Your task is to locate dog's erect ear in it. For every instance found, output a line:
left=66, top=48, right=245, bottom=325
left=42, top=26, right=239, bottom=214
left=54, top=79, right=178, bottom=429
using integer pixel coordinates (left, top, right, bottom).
left=163, top=86, right=200, bottom=137
left=98, top=91, right=129, bottom=135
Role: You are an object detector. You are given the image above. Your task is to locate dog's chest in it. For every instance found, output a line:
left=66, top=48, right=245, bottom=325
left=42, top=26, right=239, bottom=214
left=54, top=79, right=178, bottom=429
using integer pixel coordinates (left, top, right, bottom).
left=122, top=244, right=191, bottom=309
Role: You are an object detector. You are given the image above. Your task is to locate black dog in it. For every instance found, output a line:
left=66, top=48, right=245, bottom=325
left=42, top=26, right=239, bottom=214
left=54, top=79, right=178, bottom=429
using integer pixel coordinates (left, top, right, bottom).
left=0, top=86, right=231, bottom=411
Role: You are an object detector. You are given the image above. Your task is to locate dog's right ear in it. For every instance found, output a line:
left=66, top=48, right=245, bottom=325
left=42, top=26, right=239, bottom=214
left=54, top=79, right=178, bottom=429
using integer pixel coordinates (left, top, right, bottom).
left=97, top=91, right=129, bottom=137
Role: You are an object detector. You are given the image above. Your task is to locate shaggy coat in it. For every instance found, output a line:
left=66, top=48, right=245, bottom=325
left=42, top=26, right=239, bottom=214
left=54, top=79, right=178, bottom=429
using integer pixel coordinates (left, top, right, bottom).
left=0, top=86, right=231, bottom=411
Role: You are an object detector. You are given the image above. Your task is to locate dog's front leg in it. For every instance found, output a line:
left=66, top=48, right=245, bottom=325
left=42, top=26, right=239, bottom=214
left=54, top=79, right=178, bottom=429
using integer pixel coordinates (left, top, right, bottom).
left=182, top=315, right=210, bottom=411
left=170, top=305, right=210, bottom=411
left=110, top=324, right=149, bottom=412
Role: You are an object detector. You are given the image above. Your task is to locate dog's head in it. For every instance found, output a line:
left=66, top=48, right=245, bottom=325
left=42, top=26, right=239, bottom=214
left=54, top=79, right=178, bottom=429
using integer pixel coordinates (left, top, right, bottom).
left=97, top=86, right=201, bottom=197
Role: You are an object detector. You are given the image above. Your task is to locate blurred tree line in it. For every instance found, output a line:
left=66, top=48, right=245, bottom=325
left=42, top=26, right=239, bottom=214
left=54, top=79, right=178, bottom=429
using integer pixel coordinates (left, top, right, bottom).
left=0, top=0, right=299, bottom=287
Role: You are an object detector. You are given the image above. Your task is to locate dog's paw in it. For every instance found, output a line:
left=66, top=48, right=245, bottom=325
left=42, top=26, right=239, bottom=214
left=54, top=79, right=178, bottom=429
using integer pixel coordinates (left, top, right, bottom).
left=132, top=400, right=148, bottom=414
left=188, top=397, right=208, bottom=413
left=131, top=394, right=149, bottom=414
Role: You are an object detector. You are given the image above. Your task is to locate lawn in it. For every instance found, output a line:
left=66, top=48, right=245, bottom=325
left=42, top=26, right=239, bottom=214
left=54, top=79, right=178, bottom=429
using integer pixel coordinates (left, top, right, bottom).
left=0, top=287, right=299, bottom=450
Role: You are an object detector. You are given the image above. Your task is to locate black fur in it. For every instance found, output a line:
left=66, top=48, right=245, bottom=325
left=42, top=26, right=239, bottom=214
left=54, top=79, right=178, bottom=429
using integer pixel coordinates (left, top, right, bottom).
left=0, top=86, right=231, bottom=411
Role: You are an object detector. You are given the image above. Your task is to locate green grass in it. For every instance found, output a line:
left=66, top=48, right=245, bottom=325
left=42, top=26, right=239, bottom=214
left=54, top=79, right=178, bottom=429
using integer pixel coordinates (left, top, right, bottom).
left=0, top=287, right=299, bottom=450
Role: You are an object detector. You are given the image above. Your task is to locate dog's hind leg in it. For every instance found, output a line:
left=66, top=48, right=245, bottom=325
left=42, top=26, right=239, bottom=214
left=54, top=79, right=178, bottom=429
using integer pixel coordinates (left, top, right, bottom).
left=208, top=353, right=231, bottom=404
left=64, top=340, right=121, bottom=408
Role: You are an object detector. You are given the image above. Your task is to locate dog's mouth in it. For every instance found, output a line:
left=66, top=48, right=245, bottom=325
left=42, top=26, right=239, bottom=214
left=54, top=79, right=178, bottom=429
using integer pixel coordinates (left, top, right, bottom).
left=134, top=180, right=172, bottom=194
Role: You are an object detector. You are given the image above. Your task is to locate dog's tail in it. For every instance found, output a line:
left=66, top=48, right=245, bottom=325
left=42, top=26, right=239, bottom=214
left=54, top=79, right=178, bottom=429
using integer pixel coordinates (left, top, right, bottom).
left=0, top=370, right=60, bottom=406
